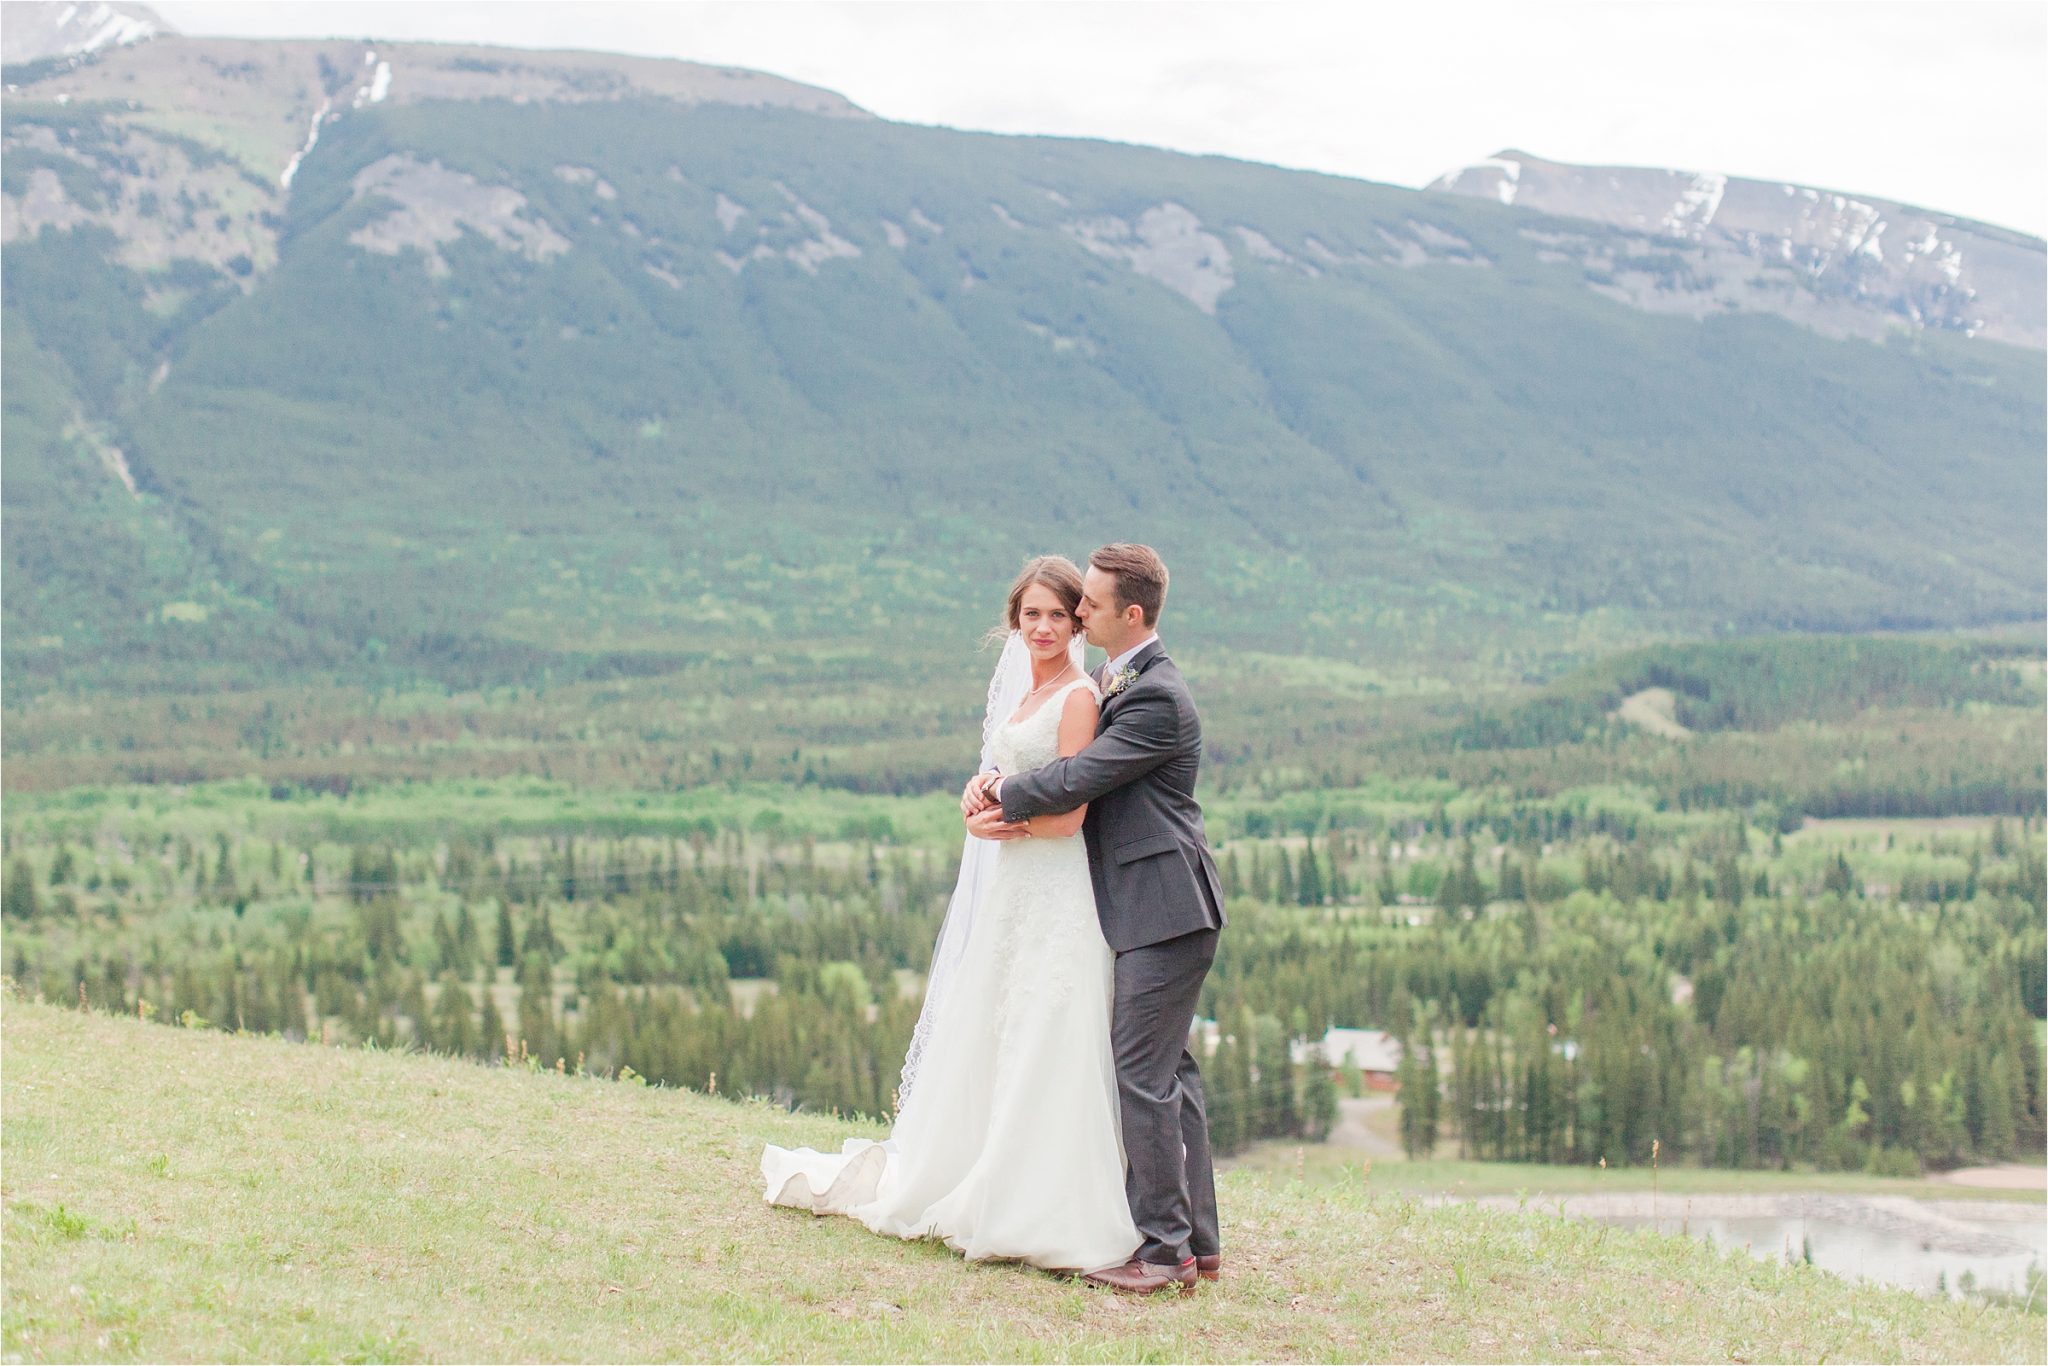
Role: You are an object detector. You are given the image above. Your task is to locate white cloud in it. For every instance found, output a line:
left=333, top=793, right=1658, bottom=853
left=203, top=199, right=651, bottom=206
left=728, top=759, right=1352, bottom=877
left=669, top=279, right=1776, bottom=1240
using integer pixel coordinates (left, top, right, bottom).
left=151, top=0, right=2047, bottom=235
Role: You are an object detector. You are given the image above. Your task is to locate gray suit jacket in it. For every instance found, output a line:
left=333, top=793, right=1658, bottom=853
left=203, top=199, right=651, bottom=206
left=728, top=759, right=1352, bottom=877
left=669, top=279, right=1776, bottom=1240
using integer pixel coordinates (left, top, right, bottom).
left=1000, top=640, right=1227, bottom=952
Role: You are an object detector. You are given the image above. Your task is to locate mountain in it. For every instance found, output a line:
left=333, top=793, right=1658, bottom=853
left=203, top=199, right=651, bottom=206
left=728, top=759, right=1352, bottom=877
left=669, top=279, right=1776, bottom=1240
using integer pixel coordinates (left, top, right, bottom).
left=2, top=21, right=2042, bottom=694
left=1430, top=150, right=2044, bottom=349
left=0, top=0, right=165, bottom=66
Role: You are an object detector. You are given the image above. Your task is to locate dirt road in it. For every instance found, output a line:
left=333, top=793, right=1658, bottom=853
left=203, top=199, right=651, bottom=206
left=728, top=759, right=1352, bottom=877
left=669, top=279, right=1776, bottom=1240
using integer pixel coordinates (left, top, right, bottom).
left=1327, top=1093, right=1404, bottom=1161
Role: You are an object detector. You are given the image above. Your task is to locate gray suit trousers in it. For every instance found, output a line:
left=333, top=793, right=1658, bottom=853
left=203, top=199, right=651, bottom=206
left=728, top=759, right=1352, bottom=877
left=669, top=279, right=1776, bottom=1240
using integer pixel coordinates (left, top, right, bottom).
left=1113, top=926, right=1221, bottom=1266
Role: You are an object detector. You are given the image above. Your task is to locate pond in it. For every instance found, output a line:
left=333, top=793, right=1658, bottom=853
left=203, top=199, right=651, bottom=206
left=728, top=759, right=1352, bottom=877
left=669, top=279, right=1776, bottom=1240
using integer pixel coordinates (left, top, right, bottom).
left=1600, top=1202, right=2045, bottom=1301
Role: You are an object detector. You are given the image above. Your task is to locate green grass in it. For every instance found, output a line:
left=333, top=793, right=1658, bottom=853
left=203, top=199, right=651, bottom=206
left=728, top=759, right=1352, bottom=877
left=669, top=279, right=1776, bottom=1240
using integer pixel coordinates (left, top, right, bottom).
left=5, top=999, right=2041, bottom=1362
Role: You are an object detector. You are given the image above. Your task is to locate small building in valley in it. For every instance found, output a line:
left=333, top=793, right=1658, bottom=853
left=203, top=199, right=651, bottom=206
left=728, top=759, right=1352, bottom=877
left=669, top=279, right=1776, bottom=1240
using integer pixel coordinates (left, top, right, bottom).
left=1293, top=1027, right=1404, bottom=1091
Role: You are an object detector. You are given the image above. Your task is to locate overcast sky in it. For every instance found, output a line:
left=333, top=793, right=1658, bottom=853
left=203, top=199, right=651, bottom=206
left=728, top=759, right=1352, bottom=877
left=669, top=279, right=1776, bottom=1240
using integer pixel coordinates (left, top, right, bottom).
left=150, top=1, right=2047, bottom=237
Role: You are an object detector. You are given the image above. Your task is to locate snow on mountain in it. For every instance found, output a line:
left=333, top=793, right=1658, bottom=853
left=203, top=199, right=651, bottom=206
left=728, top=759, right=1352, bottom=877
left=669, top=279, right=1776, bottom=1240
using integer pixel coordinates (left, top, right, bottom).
left=1429, top=150, right=2044, bottom=349
left=0, top=1, right=167, bottom=66
left=1, top=27, right=869, bottom=287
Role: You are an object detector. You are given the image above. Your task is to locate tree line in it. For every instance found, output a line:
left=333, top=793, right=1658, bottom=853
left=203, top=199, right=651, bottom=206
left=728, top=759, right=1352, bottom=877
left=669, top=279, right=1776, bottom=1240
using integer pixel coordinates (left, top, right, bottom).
left=4, top=811, right=2041, bottom=1173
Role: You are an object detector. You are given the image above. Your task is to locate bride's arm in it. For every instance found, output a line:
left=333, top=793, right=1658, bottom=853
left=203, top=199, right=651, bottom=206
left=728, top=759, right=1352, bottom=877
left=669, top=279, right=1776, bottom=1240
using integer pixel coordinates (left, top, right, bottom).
left=1000, top=685, right=1176, bottom=821
left=1022, top=690, right=1099, bottom=839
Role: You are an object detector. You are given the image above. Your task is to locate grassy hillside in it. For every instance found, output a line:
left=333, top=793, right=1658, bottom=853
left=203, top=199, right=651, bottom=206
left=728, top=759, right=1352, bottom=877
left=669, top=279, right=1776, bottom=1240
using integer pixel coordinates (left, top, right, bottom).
left=4, top=998, right=2040, bottom=1362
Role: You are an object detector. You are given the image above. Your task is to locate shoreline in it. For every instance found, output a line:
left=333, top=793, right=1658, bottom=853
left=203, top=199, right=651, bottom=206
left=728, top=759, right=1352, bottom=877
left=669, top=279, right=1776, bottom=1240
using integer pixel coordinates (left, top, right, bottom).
left=1437, top=1190, right=2045, bottom=1257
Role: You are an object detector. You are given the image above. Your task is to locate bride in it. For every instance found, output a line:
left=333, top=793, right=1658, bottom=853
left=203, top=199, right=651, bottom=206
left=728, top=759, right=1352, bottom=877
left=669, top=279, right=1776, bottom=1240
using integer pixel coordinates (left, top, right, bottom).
left=760, top=555, right=1138, bottom=1272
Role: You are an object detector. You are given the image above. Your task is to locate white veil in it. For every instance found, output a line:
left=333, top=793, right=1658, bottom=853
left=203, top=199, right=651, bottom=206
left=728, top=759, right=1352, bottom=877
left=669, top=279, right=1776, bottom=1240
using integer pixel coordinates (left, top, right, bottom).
left=897, top=628, right=1087, bottom=1107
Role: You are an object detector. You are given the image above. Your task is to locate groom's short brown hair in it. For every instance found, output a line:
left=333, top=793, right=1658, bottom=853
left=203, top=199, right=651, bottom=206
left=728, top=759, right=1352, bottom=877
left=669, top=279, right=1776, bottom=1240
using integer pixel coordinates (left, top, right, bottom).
left=1090, top=543, right=1168, bottom=627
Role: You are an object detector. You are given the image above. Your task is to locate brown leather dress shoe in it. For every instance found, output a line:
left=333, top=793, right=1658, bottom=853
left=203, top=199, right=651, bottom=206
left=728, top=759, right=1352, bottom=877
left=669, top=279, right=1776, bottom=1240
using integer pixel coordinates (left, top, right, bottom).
left=1194, top=1253, right=1221, bottom=1281
left=1083, top=1257, right=1198, bottom=1294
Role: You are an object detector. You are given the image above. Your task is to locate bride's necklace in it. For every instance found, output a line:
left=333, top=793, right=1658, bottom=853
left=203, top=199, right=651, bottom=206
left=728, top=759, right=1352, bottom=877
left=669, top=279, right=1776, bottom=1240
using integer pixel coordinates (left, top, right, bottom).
left=1021, top=666, right=1079, bottom=703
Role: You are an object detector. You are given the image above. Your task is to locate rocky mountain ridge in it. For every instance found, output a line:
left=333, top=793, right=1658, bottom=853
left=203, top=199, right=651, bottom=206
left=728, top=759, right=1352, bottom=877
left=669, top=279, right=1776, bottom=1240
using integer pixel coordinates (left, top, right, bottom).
left=1, top=21, right=866, bottom=286
left=4, top=16, right=2038, bottom=352
left=1431, top=150, right=2043, bottom=349
left=0, top=0, right=164, bottom=66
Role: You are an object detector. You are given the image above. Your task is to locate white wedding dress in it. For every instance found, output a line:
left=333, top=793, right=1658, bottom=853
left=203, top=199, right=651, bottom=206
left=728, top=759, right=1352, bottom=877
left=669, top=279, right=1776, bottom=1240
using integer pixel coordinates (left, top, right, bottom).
left=760, top=677, right=1138, bottom=1271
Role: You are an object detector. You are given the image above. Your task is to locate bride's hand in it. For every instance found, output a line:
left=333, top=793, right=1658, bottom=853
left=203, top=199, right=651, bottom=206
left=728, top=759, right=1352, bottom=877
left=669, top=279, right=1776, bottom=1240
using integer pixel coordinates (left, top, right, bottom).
left=966, top=806, right=1028, bottom=841
left=960, top=772, right=1000, bottom=815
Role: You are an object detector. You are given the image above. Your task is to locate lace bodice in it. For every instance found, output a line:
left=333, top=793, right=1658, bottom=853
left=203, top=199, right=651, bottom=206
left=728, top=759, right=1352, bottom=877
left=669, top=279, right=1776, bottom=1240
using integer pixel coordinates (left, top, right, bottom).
left=988, top=676, right=1099, bottom=778
left=978, top=673, right=1105, bottom=1052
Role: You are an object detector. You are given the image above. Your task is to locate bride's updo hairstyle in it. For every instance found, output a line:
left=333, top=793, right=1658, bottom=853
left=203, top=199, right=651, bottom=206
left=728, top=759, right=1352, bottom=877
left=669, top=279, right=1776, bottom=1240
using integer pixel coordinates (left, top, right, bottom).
left=993, top=554, right=1085, bottom=641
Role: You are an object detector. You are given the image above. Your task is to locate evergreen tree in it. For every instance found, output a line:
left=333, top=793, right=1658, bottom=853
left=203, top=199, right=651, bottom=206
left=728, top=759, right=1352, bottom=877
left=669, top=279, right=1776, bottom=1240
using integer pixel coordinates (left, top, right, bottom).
left=347, top=844, right=399, bottom=905
left=1979, top=1052, right=2018, bottom=1158
left=1326, top=834, right=1351, bottom=903
left=1208, top=1019, right=1253, bottom=1155
left=212, top=839, right=238, bottom=903
left=3, top=858, right=41, bottom=921
left=399, top=972, right=432, bottom=1050
left=522, top=904, right=560, bottom=960
left=516, top=952, right=556, bottom=1064
left=1251, top=1012, right=1298, bottom=1140
left=1301, top=1043, right=1338, bottom=1141
left=278, top=972, right=310, bottom=1040
left=433, top=971, right=480, bottom=1057
left=1499, top=858, right=1526, bottom=903
left=358, top=897, right=404, bottom=964
left=215, top=957, right=248, bottom=1033
left=432, top=911, right=459, bottom=973
left=479, top=978, right=508, bottom=1061
left=1437, top=839, right=1487, bottom=918
left=1397, top=1032, right=1437, bottom=1157
left=1297, top=835, right=1326, bottom=907
left=171, top=964, right=204, bottom=1022
left=495, top=903, right=517, bottom=968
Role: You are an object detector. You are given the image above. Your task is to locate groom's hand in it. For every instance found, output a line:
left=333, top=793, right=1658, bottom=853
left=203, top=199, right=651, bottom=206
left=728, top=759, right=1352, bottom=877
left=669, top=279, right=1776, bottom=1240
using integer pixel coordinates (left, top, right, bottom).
left=966, top=806, right=1028, bottom=841
left=960, top=771, right=1001, bottom=815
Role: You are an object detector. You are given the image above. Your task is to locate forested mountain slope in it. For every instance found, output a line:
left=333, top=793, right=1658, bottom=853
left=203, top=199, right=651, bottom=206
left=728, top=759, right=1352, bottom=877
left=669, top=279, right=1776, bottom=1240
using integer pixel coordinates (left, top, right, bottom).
left=3, top=30, right=2042, bottom=693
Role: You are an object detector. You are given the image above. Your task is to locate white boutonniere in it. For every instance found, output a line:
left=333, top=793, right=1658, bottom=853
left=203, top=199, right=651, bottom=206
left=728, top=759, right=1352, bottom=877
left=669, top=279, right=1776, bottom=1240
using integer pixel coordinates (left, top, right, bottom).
left=1105, top=666, right=1140, bottom=698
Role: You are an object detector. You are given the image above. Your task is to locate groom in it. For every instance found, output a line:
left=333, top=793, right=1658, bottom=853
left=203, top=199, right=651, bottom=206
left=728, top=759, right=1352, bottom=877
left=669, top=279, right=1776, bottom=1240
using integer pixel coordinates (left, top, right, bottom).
left=964, top=543, right=1227, bottom=1294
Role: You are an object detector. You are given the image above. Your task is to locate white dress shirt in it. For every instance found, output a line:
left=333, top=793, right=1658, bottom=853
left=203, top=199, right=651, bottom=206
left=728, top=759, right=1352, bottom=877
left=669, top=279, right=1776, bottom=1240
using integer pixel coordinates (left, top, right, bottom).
left=1100, top=633, right=1160, bottom=682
